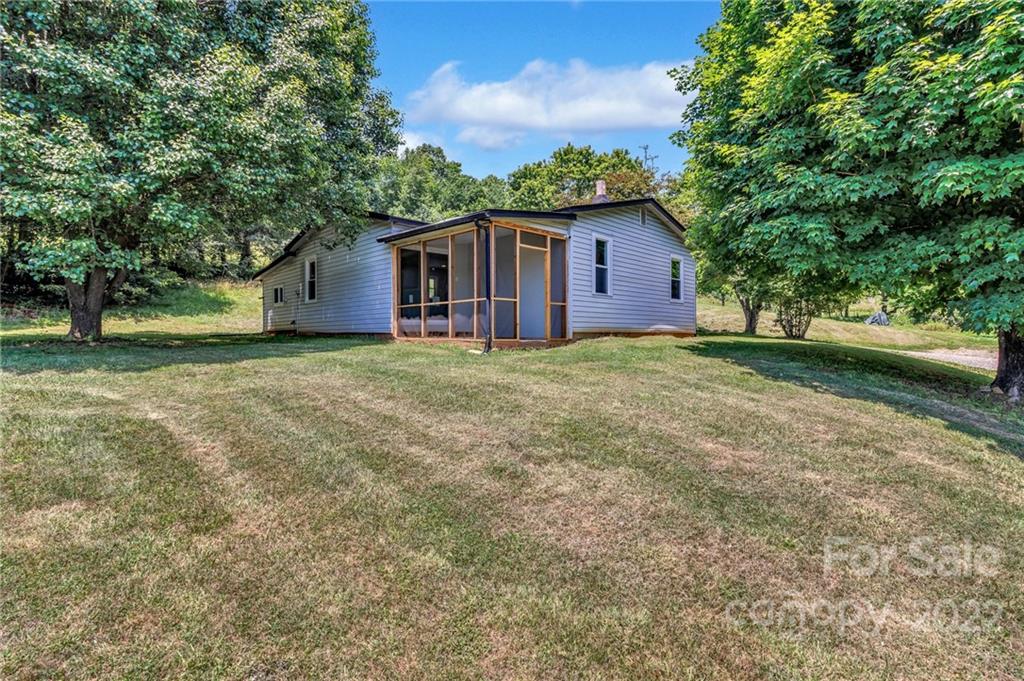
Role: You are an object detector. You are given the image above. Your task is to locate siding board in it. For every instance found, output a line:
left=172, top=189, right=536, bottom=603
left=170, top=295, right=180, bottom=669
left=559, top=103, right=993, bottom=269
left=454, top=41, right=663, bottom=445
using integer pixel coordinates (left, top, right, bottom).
left=568, top=207, right=696, bottom=334
left=260, top=221, right=393, bottom=333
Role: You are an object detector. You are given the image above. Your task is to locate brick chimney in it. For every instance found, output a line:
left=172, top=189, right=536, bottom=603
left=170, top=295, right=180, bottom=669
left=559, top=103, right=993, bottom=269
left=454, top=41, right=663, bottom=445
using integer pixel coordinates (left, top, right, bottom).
left=592, top=179, right=610, bottom=204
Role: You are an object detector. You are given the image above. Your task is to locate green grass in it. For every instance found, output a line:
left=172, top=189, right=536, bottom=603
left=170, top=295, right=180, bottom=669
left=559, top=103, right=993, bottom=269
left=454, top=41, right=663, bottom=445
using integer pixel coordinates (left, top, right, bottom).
left=2, top=286, right=1022, bottom=679
left=2, top=280, right=263, bottom=341
left=698, top=295, right=997, bottom=351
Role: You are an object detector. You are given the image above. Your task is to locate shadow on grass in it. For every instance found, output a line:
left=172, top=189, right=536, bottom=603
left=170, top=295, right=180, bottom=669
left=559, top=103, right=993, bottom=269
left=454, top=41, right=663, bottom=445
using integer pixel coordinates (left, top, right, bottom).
left=676, top=336, right=1024, bottom=457
left=1, top=332, right=385, bottom=375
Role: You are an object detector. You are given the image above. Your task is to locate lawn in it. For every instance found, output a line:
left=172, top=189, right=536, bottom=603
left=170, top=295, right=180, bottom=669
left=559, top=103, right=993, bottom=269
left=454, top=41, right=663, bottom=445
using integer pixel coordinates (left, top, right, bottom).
left=2, top=280, right=263, bottom=341
left=2, top=287, right=1022, bottom=679
left=697, top=295, right=998, bottom=352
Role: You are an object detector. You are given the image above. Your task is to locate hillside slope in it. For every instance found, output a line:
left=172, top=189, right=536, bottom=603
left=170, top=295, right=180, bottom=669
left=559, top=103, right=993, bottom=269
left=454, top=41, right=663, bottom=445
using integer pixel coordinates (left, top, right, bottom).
left=2, top=301, right=1021, bottom=678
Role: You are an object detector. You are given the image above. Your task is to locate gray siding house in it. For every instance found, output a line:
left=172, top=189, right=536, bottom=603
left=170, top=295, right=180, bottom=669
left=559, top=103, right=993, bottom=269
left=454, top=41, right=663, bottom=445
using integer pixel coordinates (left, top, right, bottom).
left=254, top=193, right=696, bottom=346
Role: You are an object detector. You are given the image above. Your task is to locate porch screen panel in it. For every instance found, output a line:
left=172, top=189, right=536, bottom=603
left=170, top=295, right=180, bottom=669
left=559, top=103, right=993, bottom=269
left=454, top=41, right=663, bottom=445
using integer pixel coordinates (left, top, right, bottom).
left=549, top=239, right=566, bottom=304
left=421, top=237, right=448, bottom=336
left=494, top=227, right=516, bottom=299
left=398, top=305, right=422, bottom=337
left=424, top=237, right=449, bottom=303
left=477, top=229, right=488, bottom=298
left=520, top=231, right=546, bottom=248
left=453, top=302, right=474, bottom=337
left=399, top=247, right=421, bottom=306
left=494, top=300, right=516, bottom=339
left=426, top=304, right=449, bottom=336
left=550, top=305, right=565, bottom=339
left=453, top=232, right=474, bottom=301
left=476, top=300, right=490, bottom=339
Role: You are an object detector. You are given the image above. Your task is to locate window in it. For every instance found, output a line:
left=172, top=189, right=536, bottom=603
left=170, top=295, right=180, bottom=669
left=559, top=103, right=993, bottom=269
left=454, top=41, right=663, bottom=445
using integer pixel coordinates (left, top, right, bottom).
left=594, top=236, right=610, bottom=295
left=273, top=286, right=285, bottom=304
left=305, top=258, right=317, bottom=301
left=640, top=207, right=647, bottom=225
left=670, top=257, right=682, bottom=301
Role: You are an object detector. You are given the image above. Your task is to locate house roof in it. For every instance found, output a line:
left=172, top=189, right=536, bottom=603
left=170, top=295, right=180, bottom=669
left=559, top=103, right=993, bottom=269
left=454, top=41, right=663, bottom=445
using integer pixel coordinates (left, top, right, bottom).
left=377, top=209, right=576, bottom=244
left=553, top=197, right=687, bottom=235
left=251, top=212, right=427, bottom=280
left=253, top=199, right=687, bottom=279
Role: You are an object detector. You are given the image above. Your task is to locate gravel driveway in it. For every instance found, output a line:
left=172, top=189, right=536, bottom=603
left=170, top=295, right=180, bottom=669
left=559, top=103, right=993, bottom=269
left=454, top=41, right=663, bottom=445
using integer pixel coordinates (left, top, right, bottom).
left=901, top=348, right=997, bottom=371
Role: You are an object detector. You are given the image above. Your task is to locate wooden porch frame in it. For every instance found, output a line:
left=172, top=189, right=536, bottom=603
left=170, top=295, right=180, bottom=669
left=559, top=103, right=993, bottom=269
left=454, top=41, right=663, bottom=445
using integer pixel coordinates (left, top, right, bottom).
left=392, top=221, right=568, bottom=344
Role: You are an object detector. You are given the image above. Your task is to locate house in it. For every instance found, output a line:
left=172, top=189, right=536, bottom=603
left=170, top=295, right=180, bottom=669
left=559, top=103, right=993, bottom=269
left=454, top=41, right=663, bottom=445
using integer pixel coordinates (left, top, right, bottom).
left=253, top=184, right=697, bottom=347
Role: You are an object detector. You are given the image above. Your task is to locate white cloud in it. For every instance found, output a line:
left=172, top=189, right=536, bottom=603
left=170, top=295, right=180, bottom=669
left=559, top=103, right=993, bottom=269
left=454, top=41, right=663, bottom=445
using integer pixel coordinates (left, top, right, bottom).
left=455, top=126, right=525, bottom=150
left=397, top=129, right=442, bottom=154
left=408, top=58, right=692, bottom=150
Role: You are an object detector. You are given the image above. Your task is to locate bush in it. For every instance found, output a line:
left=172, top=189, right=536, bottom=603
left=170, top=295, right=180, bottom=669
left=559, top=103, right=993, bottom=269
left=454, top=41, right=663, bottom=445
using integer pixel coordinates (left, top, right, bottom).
left=773, top=298, right=816, bottom=339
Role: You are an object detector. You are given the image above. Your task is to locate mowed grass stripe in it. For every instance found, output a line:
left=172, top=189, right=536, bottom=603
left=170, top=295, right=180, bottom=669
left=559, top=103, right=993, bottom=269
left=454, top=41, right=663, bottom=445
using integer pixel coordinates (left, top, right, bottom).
left=2, top=333, right=1022, bottom=678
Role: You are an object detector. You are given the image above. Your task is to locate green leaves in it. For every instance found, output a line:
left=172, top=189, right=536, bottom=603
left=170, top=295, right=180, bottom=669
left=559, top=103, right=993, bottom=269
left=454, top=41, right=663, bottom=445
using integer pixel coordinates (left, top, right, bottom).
left=2, top=0, right=397, bottom=295
left=373, top=144, right=508, bottom=223
left=507, top=143, right=656, bottom=210
left=680, top=0, right=1024, bottom=336
left=914, top=153, right=1024, bottom=204
left=22, top=237, right=140, bottom=285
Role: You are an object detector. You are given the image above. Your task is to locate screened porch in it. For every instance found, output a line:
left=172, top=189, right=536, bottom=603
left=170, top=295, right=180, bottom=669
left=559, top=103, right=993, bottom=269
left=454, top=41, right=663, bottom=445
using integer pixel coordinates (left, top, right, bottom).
left=392, top=223, right=568, bottom=342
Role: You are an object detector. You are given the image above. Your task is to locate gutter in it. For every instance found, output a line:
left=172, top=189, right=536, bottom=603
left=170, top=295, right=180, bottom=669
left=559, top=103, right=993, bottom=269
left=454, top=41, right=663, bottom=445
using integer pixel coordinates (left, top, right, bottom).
left=475, top=217, right=493, bottom=353
left=378, top=209, right=576, bottom=244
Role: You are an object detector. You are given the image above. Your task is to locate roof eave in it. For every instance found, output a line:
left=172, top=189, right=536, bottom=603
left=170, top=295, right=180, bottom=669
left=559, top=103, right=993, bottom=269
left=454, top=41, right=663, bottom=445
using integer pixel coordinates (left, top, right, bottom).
left=554, top=197, right=687, bottom=235
left=251, top=211, right=423, bottom=280
left=378, top=209, right=577, bottom=243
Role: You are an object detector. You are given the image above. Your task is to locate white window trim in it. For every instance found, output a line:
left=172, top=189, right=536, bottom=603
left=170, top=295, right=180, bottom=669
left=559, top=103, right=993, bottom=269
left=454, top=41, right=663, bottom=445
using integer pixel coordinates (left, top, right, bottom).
left=669, top=254, right=684, bottom=303
left=273, top=286, right=285, bottom=305
left=304, top=257, right=317, bottom=302
left=593, top=234, right=612, bottom=296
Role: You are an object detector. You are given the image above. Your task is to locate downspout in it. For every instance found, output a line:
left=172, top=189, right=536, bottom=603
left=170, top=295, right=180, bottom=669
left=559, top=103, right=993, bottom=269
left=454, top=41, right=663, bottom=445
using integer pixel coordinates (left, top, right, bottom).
left=474, top=217, right=493, bottom=353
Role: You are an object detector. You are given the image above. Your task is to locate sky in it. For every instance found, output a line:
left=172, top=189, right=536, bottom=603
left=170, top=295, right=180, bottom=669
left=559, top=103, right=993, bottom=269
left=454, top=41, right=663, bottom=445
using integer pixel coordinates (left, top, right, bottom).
left=367, top=1, right=721, bottom=178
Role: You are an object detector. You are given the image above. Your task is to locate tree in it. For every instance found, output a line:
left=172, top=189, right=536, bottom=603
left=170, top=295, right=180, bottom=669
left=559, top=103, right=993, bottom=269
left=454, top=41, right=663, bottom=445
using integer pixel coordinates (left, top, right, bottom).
left=1, top=0, right=397, bottom=339
left=671, top=0, right=787, bottom=336
left=507, top=143, right=661, bottom=210
left=678, top=0, right=1023, bottom=393
left=373, top=144, right=507, bottom=222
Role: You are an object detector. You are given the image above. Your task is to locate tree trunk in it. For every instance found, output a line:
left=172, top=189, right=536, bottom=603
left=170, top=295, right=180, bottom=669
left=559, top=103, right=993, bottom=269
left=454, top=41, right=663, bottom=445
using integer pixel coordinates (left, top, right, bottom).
left=1, top=220, right=16, bottom=286
left=237, top=235, right=253, bottom=279
left=104, top=266, right=128, bottom=305
left=737, top=295, right=762, bottom=334
left=66, top=267, right=107, bottom=340
left=993, top=325, right=1024, bottom=400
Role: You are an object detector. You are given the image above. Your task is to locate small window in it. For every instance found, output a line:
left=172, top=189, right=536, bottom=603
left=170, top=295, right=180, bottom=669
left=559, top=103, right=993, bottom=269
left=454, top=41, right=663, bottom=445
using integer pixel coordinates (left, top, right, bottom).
left=640, top=207, right=647, bottom=225
left=670, top=257, right=682, bottom=301
left=594, top=237, right=610, bottom=295
left=305, top=258, right=317, bottom=302
left=273, top=286, right=285, bottom=304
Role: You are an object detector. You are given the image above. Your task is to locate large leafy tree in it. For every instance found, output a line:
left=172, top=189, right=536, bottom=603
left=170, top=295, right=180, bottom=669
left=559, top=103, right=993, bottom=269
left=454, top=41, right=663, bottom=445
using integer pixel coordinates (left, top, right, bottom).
left=373, top=144, right=507, bottom=222
left=507, top=143, right=661, bottom=210
left=679, top=0, right=1024, bottom=391
left=1, top=0, right=397, bottom=339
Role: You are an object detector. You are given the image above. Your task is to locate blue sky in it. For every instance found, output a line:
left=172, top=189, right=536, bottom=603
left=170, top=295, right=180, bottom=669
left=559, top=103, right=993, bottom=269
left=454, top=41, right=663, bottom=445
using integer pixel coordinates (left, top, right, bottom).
left=367, top=1, right=721, bottom=178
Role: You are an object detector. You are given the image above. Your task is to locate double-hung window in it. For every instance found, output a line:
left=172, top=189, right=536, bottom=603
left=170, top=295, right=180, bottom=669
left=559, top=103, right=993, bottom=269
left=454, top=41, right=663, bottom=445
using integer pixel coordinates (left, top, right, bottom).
left=670, top=257, right=682, bottom=301
left=594, top=237, right=611, bottom=295
left=305, top=258, right=317, bottom=302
